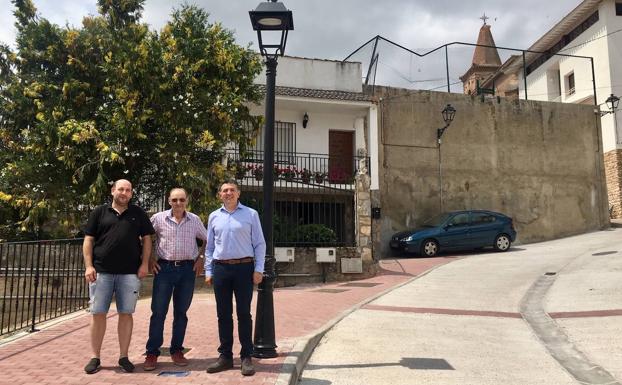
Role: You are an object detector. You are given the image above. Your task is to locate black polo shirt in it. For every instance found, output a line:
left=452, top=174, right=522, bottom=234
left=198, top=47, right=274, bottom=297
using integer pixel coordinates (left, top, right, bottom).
left=84, top=204, right=155, bottom=274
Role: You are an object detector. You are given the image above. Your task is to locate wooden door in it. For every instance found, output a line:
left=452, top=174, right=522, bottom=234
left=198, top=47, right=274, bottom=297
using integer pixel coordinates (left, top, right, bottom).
left=328, top=130, right=354, bottom=183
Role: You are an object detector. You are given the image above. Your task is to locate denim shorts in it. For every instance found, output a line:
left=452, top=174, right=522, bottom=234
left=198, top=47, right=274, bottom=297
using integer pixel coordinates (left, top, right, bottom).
left=89, top=273, right=141, bottom=314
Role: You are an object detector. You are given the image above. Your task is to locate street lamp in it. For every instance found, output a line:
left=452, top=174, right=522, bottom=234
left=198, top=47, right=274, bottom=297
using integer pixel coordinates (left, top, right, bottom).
left=249, top=0, right=293, bottom=359
left=600, top=93, right=620, bottom=116
left=436, top=104, right=456, bottom=213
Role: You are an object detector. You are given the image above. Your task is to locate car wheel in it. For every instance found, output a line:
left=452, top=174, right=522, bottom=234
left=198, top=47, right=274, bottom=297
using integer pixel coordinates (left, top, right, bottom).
left=420, top=239, right=439, bottom=257
left=494, top=234, right=511, bottom=252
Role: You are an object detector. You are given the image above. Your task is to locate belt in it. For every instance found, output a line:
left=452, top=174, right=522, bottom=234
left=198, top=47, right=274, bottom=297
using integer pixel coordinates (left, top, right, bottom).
left=214, top=257, right=254, bottom=265
left=158, top=259, right=194, bottom=266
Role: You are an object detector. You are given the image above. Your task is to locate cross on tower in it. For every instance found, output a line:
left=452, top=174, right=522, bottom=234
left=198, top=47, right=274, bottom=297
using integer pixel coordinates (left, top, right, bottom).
left=480, top=13, right=489, bottom=25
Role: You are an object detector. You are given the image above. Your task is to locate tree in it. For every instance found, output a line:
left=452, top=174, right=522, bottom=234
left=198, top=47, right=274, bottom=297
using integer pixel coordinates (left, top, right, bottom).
left=0, top=0, right=263, bottom=238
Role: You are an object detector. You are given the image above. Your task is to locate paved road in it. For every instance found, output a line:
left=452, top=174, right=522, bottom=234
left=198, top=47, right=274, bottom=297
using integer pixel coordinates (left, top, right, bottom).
left=298, top=229, right=622, bottom=385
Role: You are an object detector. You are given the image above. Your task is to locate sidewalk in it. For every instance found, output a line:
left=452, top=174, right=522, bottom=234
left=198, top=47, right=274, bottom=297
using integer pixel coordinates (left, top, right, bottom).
left=0, top=256, right=452, bottom=385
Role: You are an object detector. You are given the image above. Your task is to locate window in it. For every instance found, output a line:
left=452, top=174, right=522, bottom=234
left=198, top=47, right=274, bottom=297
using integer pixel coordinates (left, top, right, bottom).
left=471, top=213, right=496, bottom=225
left=616, top=3, right=622, bottom=15
left=566, top=72, right=575, bottom=96
left=448, top=213, right=469, bottom=227
left=252, top=121, right=296, bottom=164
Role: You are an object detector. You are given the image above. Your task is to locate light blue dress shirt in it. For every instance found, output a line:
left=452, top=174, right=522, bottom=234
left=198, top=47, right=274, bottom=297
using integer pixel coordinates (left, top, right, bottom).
left=204, top=202, right=266, bottom=277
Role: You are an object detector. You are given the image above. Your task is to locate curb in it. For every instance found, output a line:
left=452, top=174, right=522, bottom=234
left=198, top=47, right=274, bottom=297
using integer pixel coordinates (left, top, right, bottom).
left=274, top=259, right=453, bottom=385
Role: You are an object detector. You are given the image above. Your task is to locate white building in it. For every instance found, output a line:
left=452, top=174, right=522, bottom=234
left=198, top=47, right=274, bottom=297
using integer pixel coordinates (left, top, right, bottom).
left=516, top=0, right=622, bottom=216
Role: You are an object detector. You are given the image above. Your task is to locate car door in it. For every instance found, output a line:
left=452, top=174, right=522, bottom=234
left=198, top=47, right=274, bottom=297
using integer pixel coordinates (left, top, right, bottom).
left=469, top=212, right=499, bottom=247
left=438, top=212, right=471, bottom=249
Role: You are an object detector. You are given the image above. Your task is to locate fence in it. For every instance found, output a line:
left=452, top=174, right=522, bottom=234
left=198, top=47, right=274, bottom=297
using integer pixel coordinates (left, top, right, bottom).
left=343, top=36, right=598, bottom=105
left=0, top=239, right=88, bottom=336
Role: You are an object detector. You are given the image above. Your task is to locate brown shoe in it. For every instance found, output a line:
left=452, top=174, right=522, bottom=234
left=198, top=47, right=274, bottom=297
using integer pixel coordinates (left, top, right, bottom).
left=171, top=351, right=189, bottom=366
left=241, top=357, right=255, bottom=376
left=143, top=354, right=157, bottom=371
left=206, top=356, right=234, bottom=373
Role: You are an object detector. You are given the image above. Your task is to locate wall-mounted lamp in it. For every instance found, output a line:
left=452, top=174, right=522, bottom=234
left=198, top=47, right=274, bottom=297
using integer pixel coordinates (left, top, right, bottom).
left=302, top=112, right=309, bottom=128
left=601, top=94, right=620, bottom=116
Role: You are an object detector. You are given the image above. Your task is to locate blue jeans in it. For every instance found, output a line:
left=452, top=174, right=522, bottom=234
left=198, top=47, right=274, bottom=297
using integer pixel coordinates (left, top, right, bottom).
left=89, top=273, right=141, bottom=314
left=213, top=261, right=254, bottom=359
left=145, top=261, right=196, bottom=356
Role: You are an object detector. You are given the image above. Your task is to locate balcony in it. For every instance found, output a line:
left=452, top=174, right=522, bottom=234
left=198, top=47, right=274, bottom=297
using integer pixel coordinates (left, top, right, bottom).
left=225, top=149, right=370, bottom=191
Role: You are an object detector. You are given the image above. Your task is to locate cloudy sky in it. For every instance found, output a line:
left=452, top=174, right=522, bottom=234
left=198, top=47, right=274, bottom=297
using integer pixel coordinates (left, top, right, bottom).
left=0, top=0, right=582, bottom=89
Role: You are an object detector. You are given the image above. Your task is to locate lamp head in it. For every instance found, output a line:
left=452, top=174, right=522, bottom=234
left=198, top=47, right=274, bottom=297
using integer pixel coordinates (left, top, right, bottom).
left=442, top=104, right=456, bottom=125
left=302, top=112, right=309, bottom=128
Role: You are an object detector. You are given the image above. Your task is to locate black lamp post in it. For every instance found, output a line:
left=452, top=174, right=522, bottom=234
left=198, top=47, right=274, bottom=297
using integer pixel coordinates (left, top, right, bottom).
left=436, top=104, right=456, bottom=213
left=249, top=0, right=293, bottom=359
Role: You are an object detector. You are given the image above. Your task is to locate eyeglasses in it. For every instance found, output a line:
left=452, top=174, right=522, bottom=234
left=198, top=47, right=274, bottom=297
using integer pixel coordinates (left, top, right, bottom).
left=170, top=198, right=186, bottom=203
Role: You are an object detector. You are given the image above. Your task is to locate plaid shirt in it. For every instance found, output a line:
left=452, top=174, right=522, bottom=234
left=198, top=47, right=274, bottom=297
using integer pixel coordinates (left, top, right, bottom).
left=151, top=209, right=207, bottom=261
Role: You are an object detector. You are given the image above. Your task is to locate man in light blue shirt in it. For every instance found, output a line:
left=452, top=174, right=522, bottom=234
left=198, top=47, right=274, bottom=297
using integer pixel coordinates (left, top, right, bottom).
left=204, top=179, right=265, bottom=376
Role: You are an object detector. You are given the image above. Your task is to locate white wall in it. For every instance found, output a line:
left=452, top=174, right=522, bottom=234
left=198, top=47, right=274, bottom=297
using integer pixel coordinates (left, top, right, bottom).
left=255, top=56, right=363, bottom=93
left=519, top=0, right=622, bottom=151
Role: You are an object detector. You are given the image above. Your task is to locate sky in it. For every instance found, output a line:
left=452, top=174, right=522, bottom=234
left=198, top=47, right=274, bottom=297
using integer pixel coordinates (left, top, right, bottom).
left=0, top=0, right=583, bottom=89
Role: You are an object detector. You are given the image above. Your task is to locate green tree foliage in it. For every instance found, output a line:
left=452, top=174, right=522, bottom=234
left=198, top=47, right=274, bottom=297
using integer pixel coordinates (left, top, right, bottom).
left=0, top=0, right=263, bottom=238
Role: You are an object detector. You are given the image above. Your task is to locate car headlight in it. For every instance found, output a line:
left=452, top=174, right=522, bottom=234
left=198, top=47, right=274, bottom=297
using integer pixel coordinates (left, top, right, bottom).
left=400, top=235, right=414, bottom=242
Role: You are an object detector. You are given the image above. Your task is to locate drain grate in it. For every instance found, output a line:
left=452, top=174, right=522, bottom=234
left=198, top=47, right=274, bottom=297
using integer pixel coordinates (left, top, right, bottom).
left=544, top=272, right=557, bottom=276
left=158, top=371, right=190, bottom=377
left=340, top=282, right=382, bottom=287
left=314, top=288, right=350, bottom=293
left=592, top=251, right=618, bottom=256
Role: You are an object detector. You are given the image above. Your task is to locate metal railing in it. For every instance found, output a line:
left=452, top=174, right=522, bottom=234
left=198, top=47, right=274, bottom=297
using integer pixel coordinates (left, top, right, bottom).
left=225, top=149, right=369, bottom=247
left=0, top=239, right=88, bottom=336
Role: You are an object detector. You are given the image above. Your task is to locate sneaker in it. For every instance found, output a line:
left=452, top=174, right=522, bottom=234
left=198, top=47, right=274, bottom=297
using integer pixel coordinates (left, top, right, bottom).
left=206, top=356, right=234, bottom=373
left=241, top=357, right=255, bottom=376
left=84, top=358, right=101, bottom=374
left=171, top=351, right=189, bottom=366
left=118, top=357, right=135, bottom=373
left=143, top=354, right=158, bottom=371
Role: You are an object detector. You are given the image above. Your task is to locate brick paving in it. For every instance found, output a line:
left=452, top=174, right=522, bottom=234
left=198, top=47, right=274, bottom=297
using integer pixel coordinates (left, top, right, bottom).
left=0, top=257, right=451, bottom=385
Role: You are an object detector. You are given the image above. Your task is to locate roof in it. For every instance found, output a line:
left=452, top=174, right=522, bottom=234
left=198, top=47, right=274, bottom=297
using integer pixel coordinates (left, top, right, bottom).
left=471, top=24, right=502, bottom=66
left=256, top=84, right=374, bottom=102
left=525, top=0, right=601, bottom=53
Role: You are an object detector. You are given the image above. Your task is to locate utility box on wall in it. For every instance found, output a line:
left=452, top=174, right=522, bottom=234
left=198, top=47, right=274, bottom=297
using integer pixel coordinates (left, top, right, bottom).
left=316, top=247, right=336, bottom=263
left=274, top=247, right=295, bottom=262
left=341, top=257, right=363, bottom=273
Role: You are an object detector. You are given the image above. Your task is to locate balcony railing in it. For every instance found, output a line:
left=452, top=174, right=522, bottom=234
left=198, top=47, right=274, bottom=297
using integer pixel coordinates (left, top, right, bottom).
left=226, top=149, right=370, bottom=191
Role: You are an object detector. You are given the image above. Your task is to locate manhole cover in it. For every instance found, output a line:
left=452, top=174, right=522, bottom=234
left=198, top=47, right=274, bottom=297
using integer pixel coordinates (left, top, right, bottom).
left=340, top=282, right=382, bottom=287
left=314, top=288, right=349, bottom=293
left=592, top=251, right=618, bottom=256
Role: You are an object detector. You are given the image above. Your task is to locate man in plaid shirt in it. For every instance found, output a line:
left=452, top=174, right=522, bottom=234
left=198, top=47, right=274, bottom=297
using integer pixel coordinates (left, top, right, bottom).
left=143, top=188, right=207, bottom=371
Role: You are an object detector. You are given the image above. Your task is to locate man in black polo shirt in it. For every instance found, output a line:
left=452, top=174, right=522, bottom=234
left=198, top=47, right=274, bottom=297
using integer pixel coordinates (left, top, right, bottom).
left=82, top=179, right=155, bottom=374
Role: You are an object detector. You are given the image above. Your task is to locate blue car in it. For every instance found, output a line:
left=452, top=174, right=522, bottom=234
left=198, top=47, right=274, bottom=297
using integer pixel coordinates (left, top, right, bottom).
left=390, top=210, right=517, bottom=257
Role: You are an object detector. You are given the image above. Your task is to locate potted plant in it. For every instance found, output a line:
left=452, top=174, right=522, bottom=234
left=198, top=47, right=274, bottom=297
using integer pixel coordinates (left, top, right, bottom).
left=250, top=165, right=263, bottom=181
left=314, top=171, right=327, bottom=184
left=299, top=168, right=312, bottom=183
left=281, top=166, right=297, bottom=181
left=233, top=162, right=246, bottom=180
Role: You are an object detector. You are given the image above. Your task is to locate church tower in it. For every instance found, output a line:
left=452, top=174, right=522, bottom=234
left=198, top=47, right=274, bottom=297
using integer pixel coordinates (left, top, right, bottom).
left=460, top=15, right=502, bottom=95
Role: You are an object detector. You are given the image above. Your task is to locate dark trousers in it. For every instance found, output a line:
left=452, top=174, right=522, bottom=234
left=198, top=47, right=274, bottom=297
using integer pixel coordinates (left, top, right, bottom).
left=145, top=261, right=196, bottom=356
left=213, top=261, right=254, bottom=359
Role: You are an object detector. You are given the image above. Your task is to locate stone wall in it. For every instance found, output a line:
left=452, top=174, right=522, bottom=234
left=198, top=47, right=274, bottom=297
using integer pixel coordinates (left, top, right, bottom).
left=275, top=247, right=377, bottom=287
left=604, top=149, right=622, bottom=218
left=373, top=86, right=609, bottom=256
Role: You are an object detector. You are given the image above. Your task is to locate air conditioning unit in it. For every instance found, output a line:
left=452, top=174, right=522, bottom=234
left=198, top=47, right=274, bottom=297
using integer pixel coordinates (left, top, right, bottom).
left=274, top=247, right=295, bottom=262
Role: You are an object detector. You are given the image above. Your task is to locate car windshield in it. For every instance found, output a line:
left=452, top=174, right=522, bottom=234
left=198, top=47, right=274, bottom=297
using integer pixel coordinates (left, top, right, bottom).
left=422, top=213, right=452, bottom=227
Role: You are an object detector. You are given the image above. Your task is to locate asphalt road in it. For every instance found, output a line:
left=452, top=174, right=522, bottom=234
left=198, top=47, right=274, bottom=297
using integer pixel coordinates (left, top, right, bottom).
left=298, top=229, right=622, bottom=385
